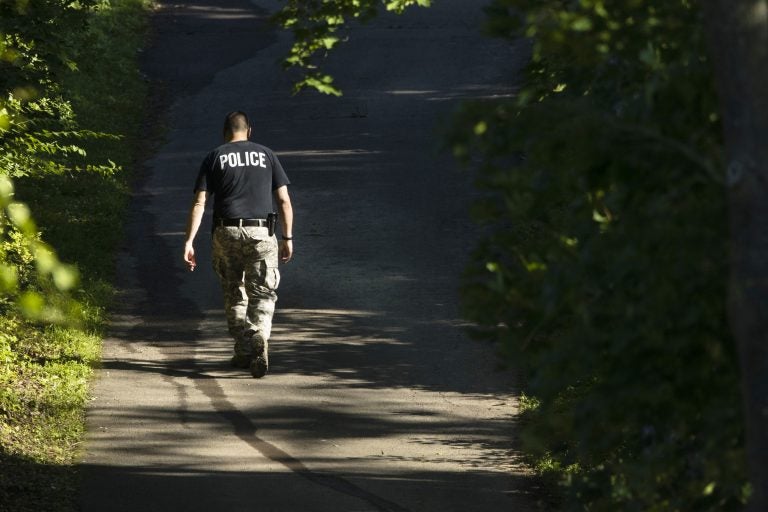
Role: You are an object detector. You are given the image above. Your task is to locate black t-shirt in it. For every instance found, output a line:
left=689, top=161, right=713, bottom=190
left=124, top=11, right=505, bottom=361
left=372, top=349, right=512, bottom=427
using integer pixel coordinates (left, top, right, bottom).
left=194, top=140, right=290, bottom=219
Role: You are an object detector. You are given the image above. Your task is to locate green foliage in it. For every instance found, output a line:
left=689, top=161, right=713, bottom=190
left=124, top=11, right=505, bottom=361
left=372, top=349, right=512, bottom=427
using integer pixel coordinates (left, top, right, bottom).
left=0, top=315, right=101, bottom=512
left=274, top=0, right=431, bottom=95
left=0, top=0, right=141, bottom=319
left=0, top=0, right=123, bottom=180
left=0, top=176, right=80, bottom=322
left=1, top=0, right=150, bottom=510
left=23, top=0, right=150, bottom=286
left=449, top=0, right=748, bottom=509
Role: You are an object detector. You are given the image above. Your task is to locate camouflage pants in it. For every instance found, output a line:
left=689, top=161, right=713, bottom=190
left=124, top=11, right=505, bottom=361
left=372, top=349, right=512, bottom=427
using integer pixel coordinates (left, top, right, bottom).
left=211, top=226, right=280, bottom=358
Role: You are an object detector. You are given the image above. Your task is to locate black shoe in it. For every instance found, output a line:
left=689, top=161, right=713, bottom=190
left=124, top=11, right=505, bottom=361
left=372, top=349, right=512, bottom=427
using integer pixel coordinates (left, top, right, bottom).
left=245, top=330, right=268, bottom=378
left=250, top=354, right=268, bottom=378
left=231, top=354, right=251, bottom=369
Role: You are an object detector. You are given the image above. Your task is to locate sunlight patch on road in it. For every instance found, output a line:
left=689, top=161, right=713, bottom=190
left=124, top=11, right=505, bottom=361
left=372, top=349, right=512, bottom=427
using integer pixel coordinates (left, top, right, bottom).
left=383, top=87, right=516, bottom=101
left=272, top=308, right=408, bottom=346
left=181, top=5, right=264, bottom=20
left=278, top=149, right=381, bottom=157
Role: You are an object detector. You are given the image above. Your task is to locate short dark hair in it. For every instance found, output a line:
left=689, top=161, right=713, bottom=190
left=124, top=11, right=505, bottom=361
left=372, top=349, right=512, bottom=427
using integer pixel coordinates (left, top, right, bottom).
left=223, top=111, right=250, bottom=135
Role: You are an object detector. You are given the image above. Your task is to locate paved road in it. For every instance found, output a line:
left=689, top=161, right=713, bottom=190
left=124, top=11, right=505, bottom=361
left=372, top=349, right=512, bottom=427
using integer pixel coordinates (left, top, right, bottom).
left=81, top=1, right=537, bottom=511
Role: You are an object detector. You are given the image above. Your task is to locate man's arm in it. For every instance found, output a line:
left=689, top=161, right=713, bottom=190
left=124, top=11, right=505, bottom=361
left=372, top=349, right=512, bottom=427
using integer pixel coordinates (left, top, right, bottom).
left=183, top=190, right=208, bottom=272
left=274, top=185, right=293, bottom=263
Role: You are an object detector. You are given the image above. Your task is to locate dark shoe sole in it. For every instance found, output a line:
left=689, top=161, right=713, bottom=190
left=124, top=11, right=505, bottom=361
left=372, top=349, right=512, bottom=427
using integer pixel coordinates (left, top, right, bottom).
left=250, top=355, right=268, bottom=378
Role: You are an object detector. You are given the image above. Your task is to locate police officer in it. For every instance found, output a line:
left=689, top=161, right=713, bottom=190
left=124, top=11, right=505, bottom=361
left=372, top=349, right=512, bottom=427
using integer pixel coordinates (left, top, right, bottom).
left=183, top=111, right=293, bottom=378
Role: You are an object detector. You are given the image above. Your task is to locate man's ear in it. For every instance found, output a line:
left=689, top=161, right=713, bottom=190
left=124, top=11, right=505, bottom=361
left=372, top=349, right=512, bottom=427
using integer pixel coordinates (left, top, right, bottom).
left=247, top=126, right=252, bottom=139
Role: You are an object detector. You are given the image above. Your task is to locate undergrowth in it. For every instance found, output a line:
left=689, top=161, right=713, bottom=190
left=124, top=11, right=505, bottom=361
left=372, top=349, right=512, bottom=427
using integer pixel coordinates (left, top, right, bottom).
left=0, top=1, right=151, bottom=511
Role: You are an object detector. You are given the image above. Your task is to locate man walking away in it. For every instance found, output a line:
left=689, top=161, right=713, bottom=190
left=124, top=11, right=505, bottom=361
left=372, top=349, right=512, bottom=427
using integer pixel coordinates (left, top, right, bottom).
left=183, top=111, right=293, bottom=378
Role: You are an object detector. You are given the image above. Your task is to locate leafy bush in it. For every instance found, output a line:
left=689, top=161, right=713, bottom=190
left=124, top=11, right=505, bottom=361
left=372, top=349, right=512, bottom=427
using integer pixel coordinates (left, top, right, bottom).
left=449, top=0, right=749, bottom=510
left=0, top=0, right=112, bottom=179
left=1, top=1, right=150, bottom=510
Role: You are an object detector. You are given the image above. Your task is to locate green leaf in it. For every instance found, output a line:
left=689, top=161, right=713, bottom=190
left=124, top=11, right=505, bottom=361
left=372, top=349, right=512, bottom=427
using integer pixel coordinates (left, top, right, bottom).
left=19, top=291, right=45, bottom=317
left=571, top=16, right=593, bottom=32
left=52, top=264, right=79, bottom=291
left=321, top=36, right=340, bottom=50
left=7, top=202, right=31, bottom=227
left=0, top=264, right=19, bottom=291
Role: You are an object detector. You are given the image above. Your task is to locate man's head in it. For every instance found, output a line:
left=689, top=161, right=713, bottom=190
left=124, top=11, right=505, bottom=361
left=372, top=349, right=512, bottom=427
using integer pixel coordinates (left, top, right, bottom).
left=223, top=111, right=251, bottom=141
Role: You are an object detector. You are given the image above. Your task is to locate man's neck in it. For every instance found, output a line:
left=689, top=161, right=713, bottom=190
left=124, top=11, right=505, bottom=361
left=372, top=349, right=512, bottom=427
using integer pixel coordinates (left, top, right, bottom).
left=226, top=132, right=249, bottom=143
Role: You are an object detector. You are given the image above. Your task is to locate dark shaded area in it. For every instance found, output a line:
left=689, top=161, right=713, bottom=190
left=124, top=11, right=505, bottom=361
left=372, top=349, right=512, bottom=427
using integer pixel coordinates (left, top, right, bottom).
left=83, top=464, right=538, bottom=512
left=0, top=453, right=78, bottom=512
left=15, top=173, right=129, bottom=289
left=141, top=0, right=277, bottom=97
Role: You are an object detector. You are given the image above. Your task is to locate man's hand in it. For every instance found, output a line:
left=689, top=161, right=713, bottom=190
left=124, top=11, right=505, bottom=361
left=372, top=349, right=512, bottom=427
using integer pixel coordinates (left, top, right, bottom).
left=184, top=242, right=197, bottom=272
left=280, top=240, right=293, bottom=263
left=183, top=190, right=207, bottom=273
left=274, top=186, right=293, bottom=264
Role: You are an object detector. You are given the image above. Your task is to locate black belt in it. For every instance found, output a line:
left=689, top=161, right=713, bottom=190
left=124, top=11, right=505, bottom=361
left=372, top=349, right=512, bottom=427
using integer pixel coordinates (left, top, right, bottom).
left=216, top=218, right=268, bottom=227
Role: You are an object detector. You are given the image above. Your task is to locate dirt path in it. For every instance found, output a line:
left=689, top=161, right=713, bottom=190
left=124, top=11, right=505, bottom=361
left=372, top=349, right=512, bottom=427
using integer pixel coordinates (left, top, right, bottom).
left=80, top=1, right=539, bottom=510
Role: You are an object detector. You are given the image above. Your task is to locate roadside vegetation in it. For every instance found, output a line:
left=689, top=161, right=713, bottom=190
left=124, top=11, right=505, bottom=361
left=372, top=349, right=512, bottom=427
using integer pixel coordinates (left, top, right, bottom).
left=277, top=1, right=756, bottom=510
left=451, top=3, right=747, bottom=510
left=0, top=1, right=150, bottom=510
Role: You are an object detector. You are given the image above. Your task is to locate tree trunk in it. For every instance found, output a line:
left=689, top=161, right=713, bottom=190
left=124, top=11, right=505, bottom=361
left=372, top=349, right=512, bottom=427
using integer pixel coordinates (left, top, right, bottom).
left=702, top=1, right=768, bottom=509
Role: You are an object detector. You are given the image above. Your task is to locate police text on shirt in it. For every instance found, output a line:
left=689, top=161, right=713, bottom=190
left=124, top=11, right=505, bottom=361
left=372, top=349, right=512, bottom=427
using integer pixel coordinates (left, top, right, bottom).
left=219, top=151, right=267, bottom=169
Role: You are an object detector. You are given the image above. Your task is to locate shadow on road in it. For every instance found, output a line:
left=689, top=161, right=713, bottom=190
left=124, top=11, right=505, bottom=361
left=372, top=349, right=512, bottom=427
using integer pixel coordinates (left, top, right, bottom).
left=85, top=309, right=541, bottom=511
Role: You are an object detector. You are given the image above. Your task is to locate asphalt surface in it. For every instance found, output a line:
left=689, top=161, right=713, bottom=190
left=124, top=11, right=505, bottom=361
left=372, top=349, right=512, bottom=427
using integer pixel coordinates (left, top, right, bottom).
left=80, top=1, right=537, bottom=510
